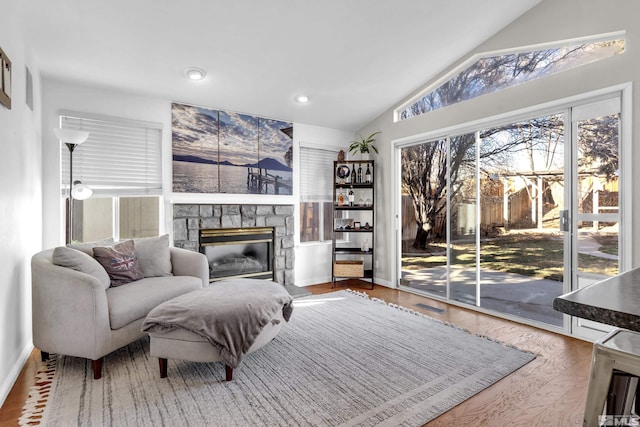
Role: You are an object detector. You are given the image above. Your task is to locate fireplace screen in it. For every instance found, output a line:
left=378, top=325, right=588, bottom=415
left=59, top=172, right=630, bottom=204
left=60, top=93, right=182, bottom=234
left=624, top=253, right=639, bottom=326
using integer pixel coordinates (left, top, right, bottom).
left=199, top=227, right=274, bottom=282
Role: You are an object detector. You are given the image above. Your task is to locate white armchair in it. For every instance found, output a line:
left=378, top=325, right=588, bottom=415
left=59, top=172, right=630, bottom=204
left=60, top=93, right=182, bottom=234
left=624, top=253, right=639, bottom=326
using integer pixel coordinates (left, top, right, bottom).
left=31, top=241, right=208, bottom=379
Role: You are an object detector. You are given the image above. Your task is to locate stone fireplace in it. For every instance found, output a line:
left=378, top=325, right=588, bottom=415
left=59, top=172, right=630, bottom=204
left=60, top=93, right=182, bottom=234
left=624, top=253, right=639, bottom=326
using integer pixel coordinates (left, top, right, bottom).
left=173, top=204, right=294, bottom=286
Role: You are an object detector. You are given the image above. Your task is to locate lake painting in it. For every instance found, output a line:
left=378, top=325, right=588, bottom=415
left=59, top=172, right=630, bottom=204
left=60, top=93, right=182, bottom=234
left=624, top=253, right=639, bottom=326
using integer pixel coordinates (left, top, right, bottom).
left=172, top=102, right=293, bottom=195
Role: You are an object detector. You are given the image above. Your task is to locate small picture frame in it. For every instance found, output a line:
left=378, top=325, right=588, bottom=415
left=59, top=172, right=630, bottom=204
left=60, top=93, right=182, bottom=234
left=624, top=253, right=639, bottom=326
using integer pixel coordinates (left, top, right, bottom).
left=336, top=165, right=350, bottom=184
left=354, top=221, right=361, bottom=230
left=0, top=47, right=11, bottom=109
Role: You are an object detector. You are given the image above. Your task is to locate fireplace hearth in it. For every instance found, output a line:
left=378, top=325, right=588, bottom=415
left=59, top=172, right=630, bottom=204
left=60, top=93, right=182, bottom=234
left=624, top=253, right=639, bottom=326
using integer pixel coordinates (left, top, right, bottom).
left=199, top=227, right=274, bottom=282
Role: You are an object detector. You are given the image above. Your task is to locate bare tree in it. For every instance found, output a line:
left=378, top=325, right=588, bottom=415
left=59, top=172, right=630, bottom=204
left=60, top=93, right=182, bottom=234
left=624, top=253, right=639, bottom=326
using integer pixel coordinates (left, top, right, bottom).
left=402, top=117, right=564, bottom=249
left=402, top=139, right=449, bottom=248
left=577, top=115, right=619, bottom=179
left=399, top=42, right=613, bottom=119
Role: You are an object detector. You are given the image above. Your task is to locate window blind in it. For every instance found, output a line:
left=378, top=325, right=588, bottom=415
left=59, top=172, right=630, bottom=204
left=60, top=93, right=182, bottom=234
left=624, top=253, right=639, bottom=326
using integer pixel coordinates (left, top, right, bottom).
left=299, top=145, right=338, bottom=202
left=60, top=114, right=163, bottom=196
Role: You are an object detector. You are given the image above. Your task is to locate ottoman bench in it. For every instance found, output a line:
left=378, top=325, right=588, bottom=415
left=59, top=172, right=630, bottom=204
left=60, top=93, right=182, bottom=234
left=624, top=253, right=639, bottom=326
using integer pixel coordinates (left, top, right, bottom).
left=141, top=278, right=293, bottom=380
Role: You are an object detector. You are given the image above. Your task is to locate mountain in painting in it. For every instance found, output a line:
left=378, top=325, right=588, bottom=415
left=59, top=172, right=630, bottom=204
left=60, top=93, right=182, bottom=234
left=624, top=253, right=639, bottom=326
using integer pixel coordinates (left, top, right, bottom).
left=172, top=154, right=215, bottom=164
left=245, top=157, right=292, bottom=172
left=172, top=154, right=236, bottom=166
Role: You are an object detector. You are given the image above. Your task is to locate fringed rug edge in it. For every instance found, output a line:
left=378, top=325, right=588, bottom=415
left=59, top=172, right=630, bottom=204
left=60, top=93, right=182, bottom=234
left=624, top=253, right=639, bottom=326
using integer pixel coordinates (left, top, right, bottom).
left=18, top=356, right=57, bottom=426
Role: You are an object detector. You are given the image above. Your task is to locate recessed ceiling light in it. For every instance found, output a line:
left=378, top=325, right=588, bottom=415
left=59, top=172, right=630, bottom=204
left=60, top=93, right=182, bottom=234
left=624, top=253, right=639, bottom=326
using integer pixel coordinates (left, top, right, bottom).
left=185, top=67, right=206, bottom=81
left=295, top=95, right=309, bottom=103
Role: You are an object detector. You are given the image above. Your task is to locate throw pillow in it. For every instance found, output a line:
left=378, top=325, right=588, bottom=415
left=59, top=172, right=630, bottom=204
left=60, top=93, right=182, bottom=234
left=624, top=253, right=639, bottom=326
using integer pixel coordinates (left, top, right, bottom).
left=68, top=237, right=115, bottom=256
left=132, top=234, right=173, bottom=277
left=93, top=240, right=144, bottom=287
left=52, top=246, right=111, bottom=290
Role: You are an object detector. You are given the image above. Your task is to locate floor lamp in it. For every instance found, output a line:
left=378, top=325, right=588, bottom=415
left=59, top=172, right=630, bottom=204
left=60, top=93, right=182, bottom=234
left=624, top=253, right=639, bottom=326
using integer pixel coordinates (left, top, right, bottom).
left=54, top=128, right=92, bottom=244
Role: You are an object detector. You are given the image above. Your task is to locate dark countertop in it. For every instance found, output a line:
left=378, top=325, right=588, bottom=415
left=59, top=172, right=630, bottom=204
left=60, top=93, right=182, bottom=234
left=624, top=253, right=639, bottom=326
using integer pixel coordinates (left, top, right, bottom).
left=553, top=268, right=640, bottom=332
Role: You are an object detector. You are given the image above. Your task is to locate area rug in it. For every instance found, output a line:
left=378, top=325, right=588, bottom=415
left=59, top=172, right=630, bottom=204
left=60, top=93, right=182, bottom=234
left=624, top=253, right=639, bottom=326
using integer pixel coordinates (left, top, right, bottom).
left=21, top=290, right=535, bottom=426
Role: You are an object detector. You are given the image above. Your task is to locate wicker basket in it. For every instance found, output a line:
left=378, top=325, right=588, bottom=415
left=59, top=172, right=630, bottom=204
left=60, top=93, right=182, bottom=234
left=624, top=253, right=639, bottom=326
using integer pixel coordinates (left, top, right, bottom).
left=334, top=260, right=364, bottom=277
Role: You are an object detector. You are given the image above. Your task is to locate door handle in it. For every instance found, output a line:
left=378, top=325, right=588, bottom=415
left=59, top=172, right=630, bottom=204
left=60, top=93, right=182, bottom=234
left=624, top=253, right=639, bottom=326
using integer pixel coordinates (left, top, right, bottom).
left=559, top=210, right=569, bottom=232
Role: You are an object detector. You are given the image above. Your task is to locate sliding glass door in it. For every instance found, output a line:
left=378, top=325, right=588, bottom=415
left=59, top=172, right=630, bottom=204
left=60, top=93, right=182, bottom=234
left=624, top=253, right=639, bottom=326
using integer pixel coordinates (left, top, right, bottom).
left=571, top=98, right=621, bottom=340
left=449, top=133, right=477, bottom=305
left=399, top=139, right=449, bottom=298
left=397, top=94, right=623, bottom=333
left=477, top=113, right=567, bottom=327
left=398, top=133, right=477, bottom=306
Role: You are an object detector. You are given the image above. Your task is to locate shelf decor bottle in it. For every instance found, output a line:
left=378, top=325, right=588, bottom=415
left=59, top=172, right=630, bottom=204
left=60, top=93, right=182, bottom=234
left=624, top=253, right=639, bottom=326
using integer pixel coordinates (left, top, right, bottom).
left=348, top=187, right=354, bottom=206
left=365, top=163, right=372, bottom=183
left=338, top=190, right=345, bottom=206
left=357, top=163, right=363, bottom=183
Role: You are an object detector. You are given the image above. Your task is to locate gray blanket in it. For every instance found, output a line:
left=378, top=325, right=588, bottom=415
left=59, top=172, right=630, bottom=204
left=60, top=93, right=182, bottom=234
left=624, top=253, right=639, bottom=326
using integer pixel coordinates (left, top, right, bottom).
left=141, top=279, right=293, bottom=368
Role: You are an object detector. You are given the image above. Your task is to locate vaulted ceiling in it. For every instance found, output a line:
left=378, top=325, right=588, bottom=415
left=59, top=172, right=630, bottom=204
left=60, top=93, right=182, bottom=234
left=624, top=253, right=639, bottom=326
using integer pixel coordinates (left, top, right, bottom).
left=22, top=0, right=540, bottom=130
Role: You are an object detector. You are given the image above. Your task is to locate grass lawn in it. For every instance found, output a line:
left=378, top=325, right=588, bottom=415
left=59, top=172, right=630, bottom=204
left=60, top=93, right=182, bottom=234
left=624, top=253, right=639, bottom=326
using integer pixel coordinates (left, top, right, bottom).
left=402, top=231, right=618, bottom=281
left=593, top=234, right=618, bottom=256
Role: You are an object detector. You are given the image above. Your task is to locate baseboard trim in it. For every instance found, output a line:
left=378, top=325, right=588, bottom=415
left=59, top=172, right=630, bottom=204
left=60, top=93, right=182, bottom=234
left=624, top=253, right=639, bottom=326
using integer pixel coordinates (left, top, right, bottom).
left=373, top=277, right=393, bottom=288
left=0, top=343, right=34, bottom=408
left=295, top=276, right=332, bottom=287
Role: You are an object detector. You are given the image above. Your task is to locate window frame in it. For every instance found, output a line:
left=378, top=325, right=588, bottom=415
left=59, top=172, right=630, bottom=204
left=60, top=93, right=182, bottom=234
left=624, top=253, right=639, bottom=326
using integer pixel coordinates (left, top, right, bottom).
left=298, top=143, right=346, bottom=244
left=59, top=111, right=165, bottom=242
left=394, top=32, right=626, bottom=122
left=73, top=194, right=163, bottom=243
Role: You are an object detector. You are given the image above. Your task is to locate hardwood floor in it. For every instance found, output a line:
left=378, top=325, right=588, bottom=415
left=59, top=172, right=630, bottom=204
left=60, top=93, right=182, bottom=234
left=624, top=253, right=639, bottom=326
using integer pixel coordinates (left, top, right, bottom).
left=0, top=282, right=592, bottom=426
left=0, top=350, right=42, bottom=427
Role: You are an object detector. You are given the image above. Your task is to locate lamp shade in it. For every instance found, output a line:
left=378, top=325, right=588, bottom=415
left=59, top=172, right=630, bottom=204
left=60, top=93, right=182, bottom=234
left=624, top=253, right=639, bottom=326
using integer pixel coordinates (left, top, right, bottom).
left=53, top=128, right=90, bottom=145
left=71, top=181, right=93, bottom=200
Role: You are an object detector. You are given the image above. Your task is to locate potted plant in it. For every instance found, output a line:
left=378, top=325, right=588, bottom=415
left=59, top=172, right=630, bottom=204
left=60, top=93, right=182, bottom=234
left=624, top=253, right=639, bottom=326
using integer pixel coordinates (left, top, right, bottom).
left=349, top=131, right=381, bottom=158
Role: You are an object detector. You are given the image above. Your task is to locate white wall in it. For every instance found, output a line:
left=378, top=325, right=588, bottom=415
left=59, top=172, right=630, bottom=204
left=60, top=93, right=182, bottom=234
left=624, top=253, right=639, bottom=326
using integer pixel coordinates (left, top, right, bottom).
left=0, top=3, right=43, bottom=406
left=358, top=0, right=640, bottom=286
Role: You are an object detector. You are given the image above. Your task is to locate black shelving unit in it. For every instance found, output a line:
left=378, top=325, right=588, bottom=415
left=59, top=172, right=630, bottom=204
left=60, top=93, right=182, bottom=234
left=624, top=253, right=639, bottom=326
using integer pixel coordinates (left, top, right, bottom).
left=331, top=160, right=375, bottom=289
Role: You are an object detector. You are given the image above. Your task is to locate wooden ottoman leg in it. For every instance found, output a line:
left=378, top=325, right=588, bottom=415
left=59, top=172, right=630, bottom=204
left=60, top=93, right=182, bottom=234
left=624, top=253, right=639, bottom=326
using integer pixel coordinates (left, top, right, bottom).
left=225, top=365, right=233, bottom=381
left=159, top=358, right=168, bottom=378
left=92, top=358, right=103, bottom=380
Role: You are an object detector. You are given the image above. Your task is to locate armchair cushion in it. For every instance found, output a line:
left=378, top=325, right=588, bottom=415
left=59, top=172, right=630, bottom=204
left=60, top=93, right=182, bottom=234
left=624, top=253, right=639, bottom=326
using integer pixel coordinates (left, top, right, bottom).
left=52, top=246, right=111, bottom=290
left=106, top=276, right=203, bottom=329
left=132, top=234, right=173, bottom=278
left=94, top=240, right=144, bottom=287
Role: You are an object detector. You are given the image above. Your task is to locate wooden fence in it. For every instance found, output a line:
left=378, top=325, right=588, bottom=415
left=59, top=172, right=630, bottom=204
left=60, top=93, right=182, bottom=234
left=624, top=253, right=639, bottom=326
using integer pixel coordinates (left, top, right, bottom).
left=402, top=176, right=619, bottom=240
left=401, top=189, right=535, bottom=240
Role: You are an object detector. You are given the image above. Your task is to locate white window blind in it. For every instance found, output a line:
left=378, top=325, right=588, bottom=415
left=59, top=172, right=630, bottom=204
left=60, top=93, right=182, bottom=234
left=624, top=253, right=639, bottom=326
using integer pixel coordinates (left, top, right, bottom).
left=299, top=145, right=338, bottom=202
left=60, top=113, right=163, bottom=196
